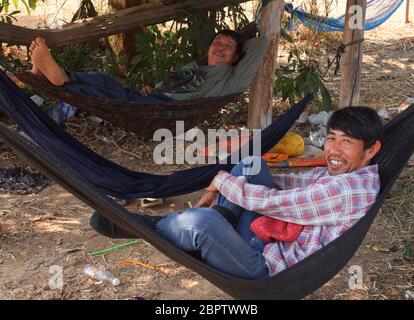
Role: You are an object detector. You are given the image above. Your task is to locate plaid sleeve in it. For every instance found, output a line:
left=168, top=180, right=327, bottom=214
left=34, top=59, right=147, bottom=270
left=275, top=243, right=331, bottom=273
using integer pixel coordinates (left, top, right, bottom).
left=272, top=167, right=323, bottom=190
left=213, top=171, right=355, bottom=226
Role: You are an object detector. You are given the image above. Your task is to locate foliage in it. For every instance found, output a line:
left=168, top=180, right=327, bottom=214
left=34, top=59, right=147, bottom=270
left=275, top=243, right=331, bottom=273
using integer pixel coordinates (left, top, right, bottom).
left=274, top=29, right=332, bottom=111
left=0, top=0, right=37, bottom=16
left=402, top=246, right=413, bottom=259
left=273, top=0, right=339, bottom=111
left=50, top=42, right=119, bottom=78
left=128, top=4, right=250, bottom=88
left=45, top=0, right=116, bottom=76
left=0, top=7, right=18, bottom=23
left=0, top=53, right=24, bottom=70
left=128, top=25, right=193, bottom=88
left=1, top=0, right=36, bottom=25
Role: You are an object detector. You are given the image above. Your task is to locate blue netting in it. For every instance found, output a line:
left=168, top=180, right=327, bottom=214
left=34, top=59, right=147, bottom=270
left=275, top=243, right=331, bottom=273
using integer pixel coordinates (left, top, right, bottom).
left=285, top=0, right=405, bottom=32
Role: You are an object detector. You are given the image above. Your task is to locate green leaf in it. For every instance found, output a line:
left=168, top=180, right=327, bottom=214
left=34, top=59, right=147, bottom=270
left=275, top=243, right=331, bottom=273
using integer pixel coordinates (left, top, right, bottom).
left=294, top=73, right=307, bottom=96
left=130, top=54, right=143, bottom=66
left=292, top=47, right=300, bottom=59
left=274, top=78, right=284, bottom=94
left=320, top=84, right=332, bottom=112
left=281, top=28, right=293, bottom=43
left=2, top=0, right=10, bottom=12
left=28, top=0, right=36, bottom=10
left=20, top=0, right=31, bottom=15
left=402, top=246, right=413, bottom=258
left=305, top=73, right=321, bottom=93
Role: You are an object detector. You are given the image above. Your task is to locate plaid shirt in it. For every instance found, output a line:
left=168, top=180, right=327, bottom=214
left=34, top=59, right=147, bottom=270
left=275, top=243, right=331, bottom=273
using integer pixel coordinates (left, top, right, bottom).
left=213, top=165, right=380, bottom=276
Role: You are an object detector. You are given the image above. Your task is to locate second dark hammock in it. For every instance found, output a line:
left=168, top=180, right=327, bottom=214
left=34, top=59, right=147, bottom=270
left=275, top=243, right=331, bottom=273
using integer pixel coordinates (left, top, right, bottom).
left=0, top=70, right=314, bottom=200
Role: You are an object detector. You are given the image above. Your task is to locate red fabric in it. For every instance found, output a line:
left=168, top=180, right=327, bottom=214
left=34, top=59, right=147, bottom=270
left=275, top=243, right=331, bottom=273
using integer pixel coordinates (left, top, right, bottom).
left=250, top=216, right=304, bottom=243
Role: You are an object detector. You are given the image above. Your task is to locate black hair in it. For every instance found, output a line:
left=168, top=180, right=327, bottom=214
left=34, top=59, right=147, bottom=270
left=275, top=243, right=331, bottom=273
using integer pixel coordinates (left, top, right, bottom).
left=327, top=106, right=384, bottom=150
left=212, top=29, right=244, bottom=64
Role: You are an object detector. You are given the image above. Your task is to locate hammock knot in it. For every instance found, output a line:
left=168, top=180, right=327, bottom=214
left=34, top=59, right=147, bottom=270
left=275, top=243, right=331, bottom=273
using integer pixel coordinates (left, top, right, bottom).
left=328, top=38, right=365, bottom=76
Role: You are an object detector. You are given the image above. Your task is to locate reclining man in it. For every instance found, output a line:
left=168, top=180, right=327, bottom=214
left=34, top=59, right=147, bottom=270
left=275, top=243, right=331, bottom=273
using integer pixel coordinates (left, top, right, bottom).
left=90, top=106, right=384, bottom=279
left=28, top=28, right=269, bottom=102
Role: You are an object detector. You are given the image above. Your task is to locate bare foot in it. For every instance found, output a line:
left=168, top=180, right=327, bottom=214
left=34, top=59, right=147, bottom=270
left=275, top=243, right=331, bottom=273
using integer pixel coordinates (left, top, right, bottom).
left=29, top=37, right=69, bottom=86
left=29, top=40, right=45, bottom=78
left=30, top=64, right=43, bottom=77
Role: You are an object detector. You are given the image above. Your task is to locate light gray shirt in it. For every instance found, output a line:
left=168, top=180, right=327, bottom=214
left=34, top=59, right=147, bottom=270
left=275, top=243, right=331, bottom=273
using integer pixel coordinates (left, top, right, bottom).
left=168, top=36, right=270, bottom=101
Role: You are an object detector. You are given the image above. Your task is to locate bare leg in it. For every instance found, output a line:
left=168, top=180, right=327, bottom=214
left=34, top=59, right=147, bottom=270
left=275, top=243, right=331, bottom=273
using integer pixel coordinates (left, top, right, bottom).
left=29, top=37, right=69, bottom=86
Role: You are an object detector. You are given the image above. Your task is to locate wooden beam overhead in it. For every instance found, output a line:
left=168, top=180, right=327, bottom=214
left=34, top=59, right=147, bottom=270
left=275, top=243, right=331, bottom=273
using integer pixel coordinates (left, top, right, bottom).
left=0, top=0, right=251, bottom=48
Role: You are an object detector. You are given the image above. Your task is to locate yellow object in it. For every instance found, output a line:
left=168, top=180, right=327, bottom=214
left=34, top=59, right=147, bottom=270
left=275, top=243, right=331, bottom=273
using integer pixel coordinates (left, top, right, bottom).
left=117, top=259, right=157, bottom=271
left=271, top=132, right=305, bottom=157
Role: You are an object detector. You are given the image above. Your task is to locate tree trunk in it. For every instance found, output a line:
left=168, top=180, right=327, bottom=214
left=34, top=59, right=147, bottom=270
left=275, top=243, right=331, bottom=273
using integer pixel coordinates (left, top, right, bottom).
left=247, top=0, right=284, bottom=129
left=338, top=0, right=367, bottom=108
left=107, top=0, right=148, bottom=75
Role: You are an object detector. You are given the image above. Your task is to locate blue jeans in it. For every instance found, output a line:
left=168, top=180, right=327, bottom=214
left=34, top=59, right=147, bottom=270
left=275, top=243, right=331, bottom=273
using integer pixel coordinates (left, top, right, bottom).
left=155, top=156, right=276, bottom=279
left=64, top=71, right=173, bottom=102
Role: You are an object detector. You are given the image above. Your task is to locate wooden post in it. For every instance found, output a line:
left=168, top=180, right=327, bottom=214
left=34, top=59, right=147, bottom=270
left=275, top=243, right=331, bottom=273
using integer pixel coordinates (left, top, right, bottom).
left=247, top=0, right=284, bottom=129
left=406, top=0, right=411, bottom=24
left=338, top=0, right=367, bottom=108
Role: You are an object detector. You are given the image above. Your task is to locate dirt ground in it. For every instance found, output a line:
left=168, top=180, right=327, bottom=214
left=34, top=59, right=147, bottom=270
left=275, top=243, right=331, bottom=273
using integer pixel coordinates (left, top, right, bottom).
left=0, top=2, right=413, bottom=300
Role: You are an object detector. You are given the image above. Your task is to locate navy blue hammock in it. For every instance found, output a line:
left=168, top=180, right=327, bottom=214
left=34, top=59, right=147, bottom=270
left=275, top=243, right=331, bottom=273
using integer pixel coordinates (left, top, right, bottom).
left=0, top=70, right=313, bottom=200
left=0, top=70, right=413, bottom=299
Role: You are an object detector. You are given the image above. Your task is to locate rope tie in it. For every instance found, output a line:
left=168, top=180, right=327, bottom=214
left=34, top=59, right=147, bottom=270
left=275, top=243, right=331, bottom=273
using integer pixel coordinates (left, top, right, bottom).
left=323, top=37, right=365, bottom=77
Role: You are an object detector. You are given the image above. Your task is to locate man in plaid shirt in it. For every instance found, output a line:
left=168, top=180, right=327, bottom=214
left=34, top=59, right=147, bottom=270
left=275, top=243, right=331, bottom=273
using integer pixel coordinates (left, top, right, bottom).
left=94, top=107, right=384, bottom=279
left=154, top=107, right=383, bottom=279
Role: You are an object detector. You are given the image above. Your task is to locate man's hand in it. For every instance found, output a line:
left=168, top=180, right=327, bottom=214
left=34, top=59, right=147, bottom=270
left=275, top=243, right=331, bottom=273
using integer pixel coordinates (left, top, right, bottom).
left=195, top=190, right=218, bottom=208
left=195, top=171, right=227, bottom=208
left=140, top=86, right=152, bottom=96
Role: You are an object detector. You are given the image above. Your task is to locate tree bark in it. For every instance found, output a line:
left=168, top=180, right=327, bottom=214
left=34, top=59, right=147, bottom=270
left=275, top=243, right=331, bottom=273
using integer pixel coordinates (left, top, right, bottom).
left=0, top=0, right=250, bottom=48
left=247, top=0, right=284, bottom=129
left=107, top=0, right=148, bottom=75
left=338, top=0, right=367, bottom=108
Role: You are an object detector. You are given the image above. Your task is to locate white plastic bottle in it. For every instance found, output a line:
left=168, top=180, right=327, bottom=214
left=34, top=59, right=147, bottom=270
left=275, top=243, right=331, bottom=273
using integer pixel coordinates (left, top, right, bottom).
left=83, top=264, right=120, bottom=286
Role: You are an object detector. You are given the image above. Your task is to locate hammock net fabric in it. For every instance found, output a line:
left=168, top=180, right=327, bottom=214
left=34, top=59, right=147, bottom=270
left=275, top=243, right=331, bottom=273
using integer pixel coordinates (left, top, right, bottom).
left=13, top=71, right=242, bottom=137
left=1, top=70, right=414, bottom=299
left=285, top=0, right=405, bottom=32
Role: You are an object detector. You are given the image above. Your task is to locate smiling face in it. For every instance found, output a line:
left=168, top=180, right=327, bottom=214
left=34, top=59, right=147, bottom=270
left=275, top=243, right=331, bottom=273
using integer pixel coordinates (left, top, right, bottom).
left=324, top=129, right=381, bottom=175
left=207, top=34, right=239, bottom=66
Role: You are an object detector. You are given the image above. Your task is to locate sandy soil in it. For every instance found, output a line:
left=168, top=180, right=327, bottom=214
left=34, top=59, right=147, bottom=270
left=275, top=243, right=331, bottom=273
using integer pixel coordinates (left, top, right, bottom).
left=0, top=1, right=413, bottom=300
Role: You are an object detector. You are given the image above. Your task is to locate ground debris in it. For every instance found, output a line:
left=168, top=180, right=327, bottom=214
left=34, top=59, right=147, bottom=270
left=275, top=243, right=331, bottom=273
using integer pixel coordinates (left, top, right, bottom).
left=0, top=167, right=49, bottom=195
